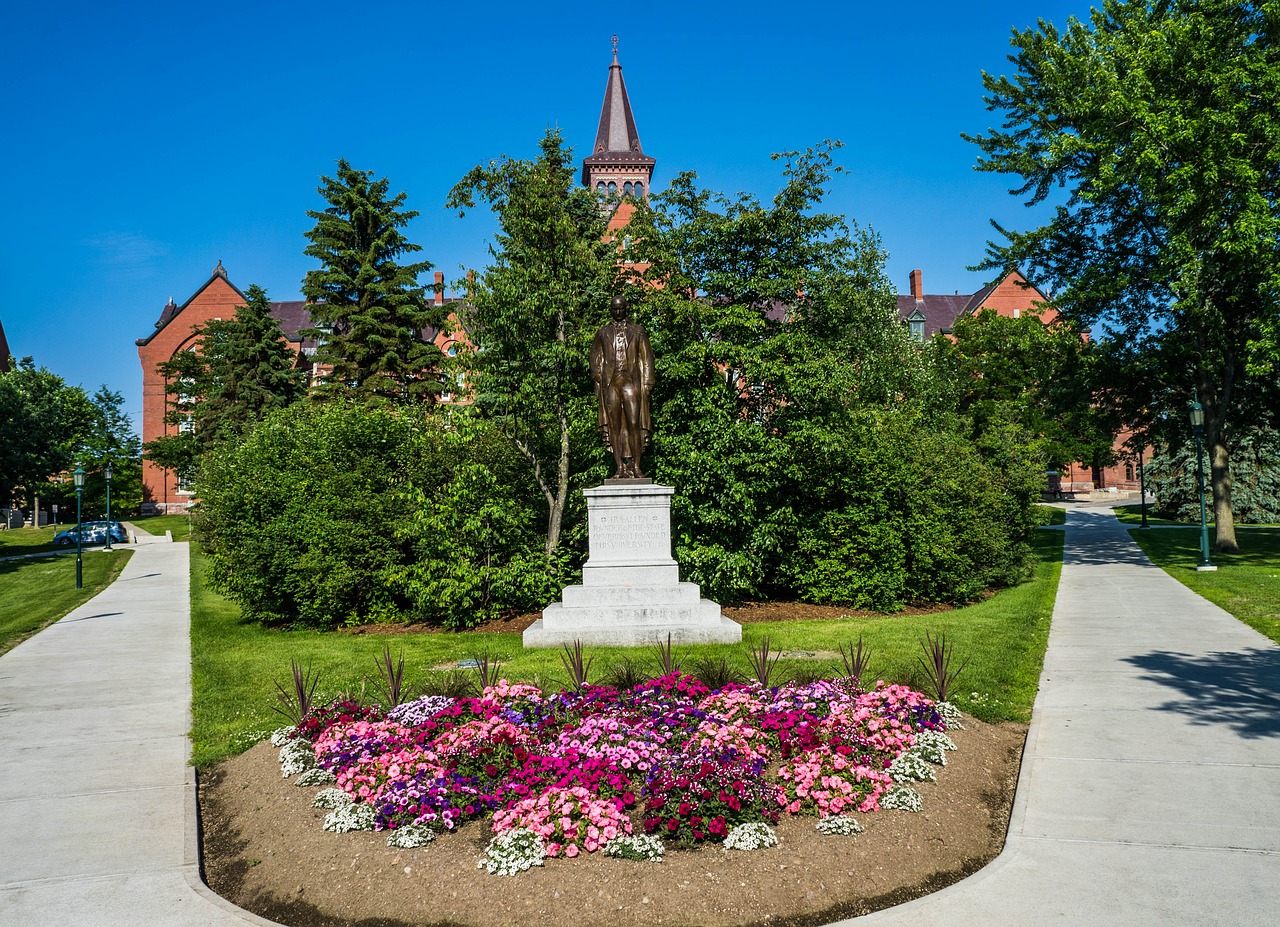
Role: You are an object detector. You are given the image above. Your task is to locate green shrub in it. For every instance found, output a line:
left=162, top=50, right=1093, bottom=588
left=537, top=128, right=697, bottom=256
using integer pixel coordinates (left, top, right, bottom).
left=195, top=402, right=556, bottom=629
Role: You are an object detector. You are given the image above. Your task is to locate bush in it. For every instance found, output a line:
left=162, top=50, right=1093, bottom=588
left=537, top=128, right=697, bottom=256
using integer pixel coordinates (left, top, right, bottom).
left=195, top=402, right=557, bottom=629
left=781, top=407, right=1039, bottom=610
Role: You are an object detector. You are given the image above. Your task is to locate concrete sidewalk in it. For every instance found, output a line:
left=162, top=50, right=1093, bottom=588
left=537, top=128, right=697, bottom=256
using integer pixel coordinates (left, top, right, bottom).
left=842, top=505, right=1280, bottom=926
left=0, top=542, right=271, bottom=926
left=2, top=507, right=1277, bottom=925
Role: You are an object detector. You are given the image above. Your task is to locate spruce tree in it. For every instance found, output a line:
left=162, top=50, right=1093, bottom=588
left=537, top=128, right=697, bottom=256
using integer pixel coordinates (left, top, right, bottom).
left=301, top=159, right=444, bottom=404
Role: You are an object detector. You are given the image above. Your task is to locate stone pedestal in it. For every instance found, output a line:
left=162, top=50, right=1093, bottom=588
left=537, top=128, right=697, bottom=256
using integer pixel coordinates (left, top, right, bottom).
left=523, top=482, right=741, bottom=648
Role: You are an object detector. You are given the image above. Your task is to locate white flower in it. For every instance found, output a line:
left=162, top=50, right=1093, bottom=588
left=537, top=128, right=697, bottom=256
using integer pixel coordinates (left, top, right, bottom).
left=935, top=702, right=963, bottom=729
left=479, top=828, right=546, bottom=876
left=387, top=824, right=436, bottom=849
left=269, top=727, right=297, bottom=747
left=911, top=730, right=957, bottom=766
left=816, top=815, right=863, bottom=836
left=889, top=750, right=937, bottom=782
left=323, top=802, right=375, bottom=833
left=604, top=833, right=664, bottom=862
left=278, top=738, right=315, bottom=778
left=295, top=766, right=336, bottom=787
left=880, top=785, right=923, bottom=813
left=722, top=822, right=778, bottom=852
left=312, top=788, right=351, bottom=810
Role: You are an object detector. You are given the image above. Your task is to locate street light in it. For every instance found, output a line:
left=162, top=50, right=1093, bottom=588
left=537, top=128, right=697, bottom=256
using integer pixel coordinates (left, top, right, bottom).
left=1137, top=445, right=1149, bottom=529
left=1188, top=400, right=1216, bottom=571
left=73, top=467, right=85, bottom=589
left=103, top=464, right=113, bottom=551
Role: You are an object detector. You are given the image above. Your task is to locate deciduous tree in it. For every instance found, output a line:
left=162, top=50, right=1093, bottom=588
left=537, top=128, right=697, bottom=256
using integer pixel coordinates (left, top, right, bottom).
left=447, top=130, right=614, bottom=560
left=967, top=0, right=1280, bottom=550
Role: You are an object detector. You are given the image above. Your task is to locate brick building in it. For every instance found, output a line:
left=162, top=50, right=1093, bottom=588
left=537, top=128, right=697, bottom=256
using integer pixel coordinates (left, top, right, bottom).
left=896, top=267, right=1141, bottom=494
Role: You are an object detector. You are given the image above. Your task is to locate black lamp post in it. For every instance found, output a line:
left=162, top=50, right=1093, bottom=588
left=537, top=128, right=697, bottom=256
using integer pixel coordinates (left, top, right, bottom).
left=1137, top=446, right=1149, bottom=529
left=103, top=464, right=113, bottom=551
left=73, top=467, right=85, bottom=589
left=1188, top=400, right=1216, bottom=571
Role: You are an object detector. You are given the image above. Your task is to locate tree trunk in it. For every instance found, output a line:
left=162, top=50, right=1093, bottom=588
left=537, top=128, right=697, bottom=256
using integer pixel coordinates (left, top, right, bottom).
left=1209, top=435, right=1239, bottom=553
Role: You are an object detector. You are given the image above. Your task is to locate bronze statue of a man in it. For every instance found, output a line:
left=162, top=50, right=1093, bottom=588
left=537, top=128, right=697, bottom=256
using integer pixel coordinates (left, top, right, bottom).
left=590, top=294, right=655, bottom=480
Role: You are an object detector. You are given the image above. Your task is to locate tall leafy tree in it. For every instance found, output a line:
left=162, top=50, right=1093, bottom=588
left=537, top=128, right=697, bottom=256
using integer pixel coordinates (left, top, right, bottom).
left=447, top=130, right=614, bottom=559
left=75, top=387, right=143, bottom=517
left=143, top=285, right=306, bottom=479
left=967, top=0, right=1280, bottom=550
left=945, top=310, right=1116, bottom=471
left=302, top=159, right=445, bottom=404
left=0, top=358, right=93, bottom=511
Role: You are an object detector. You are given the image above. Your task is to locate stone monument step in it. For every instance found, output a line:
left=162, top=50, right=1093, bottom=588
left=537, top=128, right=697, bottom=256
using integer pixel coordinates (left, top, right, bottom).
left=561, top=581, right=703, bottom=609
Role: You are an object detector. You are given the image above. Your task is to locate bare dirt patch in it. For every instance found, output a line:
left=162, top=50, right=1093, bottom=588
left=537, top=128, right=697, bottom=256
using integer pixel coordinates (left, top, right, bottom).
left=198, top=717, right=1025, bottom=927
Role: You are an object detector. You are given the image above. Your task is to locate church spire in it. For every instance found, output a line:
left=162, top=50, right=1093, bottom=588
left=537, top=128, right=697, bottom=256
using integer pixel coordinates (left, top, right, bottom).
left=582, top=36, right=655, bottom=196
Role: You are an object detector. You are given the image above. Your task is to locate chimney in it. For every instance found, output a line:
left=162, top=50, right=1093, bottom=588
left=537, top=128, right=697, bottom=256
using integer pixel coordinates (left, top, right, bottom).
left=434, top=271, right=445, bottom=306
left=909, top=269, right=923, bottom=300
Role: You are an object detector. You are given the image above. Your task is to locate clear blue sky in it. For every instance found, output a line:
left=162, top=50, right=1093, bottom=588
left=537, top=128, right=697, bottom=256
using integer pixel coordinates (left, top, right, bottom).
left=0, top=0, right=1092, bottom=433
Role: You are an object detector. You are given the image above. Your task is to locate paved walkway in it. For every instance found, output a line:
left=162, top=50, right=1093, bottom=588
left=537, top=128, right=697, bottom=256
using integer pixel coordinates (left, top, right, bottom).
left=0, top=542, right=269, bottom=926
left=1, top=507, right=1277, bottom=925
left=843, top=505, right=1280, bottom=926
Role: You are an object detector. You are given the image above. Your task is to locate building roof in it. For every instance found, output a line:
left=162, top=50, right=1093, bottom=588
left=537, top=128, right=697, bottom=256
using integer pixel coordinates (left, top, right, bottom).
left=0, top=318, right=11, bottom=372
left=136, top=261, right=245, bottom=347
left=581, top=43, right=655, bottom=185
left=894, top=270, right=1039, bottom=337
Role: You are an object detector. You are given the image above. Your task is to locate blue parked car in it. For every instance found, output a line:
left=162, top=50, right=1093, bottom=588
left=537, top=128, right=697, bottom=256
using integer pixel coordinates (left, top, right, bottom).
left=53, top=521, right=127, bottom=546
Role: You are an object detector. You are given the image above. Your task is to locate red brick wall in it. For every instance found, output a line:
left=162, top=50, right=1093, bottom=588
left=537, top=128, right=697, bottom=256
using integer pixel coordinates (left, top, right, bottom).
left=137, top=273, right=246, bottom=514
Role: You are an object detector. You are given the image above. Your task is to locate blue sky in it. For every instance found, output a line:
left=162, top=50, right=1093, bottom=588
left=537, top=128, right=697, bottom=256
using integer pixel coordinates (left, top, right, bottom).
left=1, top=0, right=1093, bottom=432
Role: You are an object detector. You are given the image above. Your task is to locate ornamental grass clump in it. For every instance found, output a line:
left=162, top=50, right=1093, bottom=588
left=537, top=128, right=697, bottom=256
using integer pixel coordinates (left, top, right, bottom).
left=272, top=671, right=956, bottom=871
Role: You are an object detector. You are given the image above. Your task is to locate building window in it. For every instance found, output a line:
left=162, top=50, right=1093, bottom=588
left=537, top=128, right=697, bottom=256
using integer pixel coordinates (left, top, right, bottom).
left=624, top=182, right=633, bottom=196
left=607, top=181, right=617, bottom=196
left=596, top=181, right=605, bottom=193
left=1125, top=463, right=1135, bottom=481
left=177, top=471, right=195, bottom=494
left=633, top=182, right=643, bottom=197
left=910, top=320, right=924, bottom=341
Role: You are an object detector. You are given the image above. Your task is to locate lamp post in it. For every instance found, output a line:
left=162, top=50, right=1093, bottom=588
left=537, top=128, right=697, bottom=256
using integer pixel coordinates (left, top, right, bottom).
left=73, top=467, right=85, bottom=589
left=1137, top=446, right=1149, bottom=529
left=103, top=464, right=113, bottom=551
left=1188, top=400, right=1216, bottom=571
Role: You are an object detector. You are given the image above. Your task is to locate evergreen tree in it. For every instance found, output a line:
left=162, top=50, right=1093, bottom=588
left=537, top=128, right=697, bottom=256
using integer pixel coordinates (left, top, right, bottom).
left=301, top=159, right=444, bottom=404
left=447, top=130, right=614, bottom=559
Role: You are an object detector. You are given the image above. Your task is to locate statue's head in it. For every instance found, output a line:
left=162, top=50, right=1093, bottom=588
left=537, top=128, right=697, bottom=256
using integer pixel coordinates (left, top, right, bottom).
left=610, top=294, right=629, bottom=321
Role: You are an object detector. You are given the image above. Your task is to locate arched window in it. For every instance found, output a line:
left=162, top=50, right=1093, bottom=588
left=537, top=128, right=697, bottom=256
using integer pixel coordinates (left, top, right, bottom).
left=596, top=181, right=605, bottom=193
left=607, top=181, right=617, bottom=196
left=624, top=182, right=633, bottom=197
left=633, top=182, right=643, bottom=197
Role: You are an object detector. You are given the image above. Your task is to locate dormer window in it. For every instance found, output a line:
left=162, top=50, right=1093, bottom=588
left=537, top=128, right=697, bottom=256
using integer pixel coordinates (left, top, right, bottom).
left=906, top=307, right=927, bottom=342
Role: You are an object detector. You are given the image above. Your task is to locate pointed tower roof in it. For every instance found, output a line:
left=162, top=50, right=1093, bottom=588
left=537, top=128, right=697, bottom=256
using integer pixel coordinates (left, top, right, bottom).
left=582, top=37, right=655, bottom=185
left=0, top=318, right=11, bottom=372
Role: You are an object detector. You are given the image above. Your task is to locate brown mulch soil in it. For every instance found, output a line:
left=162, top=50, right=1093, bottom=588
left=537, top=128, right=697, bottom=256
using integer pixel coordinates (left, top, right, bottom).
left=198, top=717, right=1026, bottom=927
left=339, top=601, right=955, bottom=637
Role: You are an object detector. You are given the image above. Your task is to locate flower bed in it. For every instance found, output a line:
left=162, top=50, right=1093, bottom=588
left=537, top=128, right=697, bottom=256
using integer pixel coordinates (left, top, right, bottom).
left=276, top=673, right=955, bottom=872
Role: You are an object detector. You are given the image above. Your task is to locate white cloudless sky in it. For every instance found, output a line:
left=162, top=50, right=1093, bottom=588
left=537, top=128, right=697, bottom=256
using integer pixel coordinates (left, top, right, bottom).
left=0, top=0, right=1094, bottom=429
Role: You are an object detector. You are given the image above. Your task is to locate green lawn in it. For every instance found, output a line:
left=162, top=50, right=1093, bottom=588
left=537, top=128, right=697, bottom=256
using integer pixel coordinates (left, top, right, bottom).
left=1113, top=503, right=1184, bottom=526
left=1034, top=504, right=1066, bottom=526
left=0, top=525, right=66, bottom=557
left=190, top=531, right=1064, bottom=767
left=0, top=549, right=134, bottom=655
left=1114, top=503, right=1279, bottom=528
left=1130, top=527, right=1280, bottom=645
left=129, top=514, right=194, bottom=542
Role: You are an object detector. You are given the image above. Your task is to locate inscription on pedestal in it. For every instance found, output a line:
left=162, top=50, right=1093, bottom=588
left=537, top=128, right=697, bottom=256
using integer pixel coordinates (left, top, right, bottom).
left=591, top=510, right=670, bottom=559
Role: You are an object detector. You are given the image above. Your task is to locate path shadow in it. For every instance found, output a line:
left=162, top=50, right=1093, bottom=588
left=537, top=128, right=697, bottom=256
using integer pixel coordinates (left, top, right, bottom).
left=1062, top=512, right=1163, bottom=568
left=1123, top=648, right=1280, bottom=740
left=58, top=611, right=124, bottom=623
